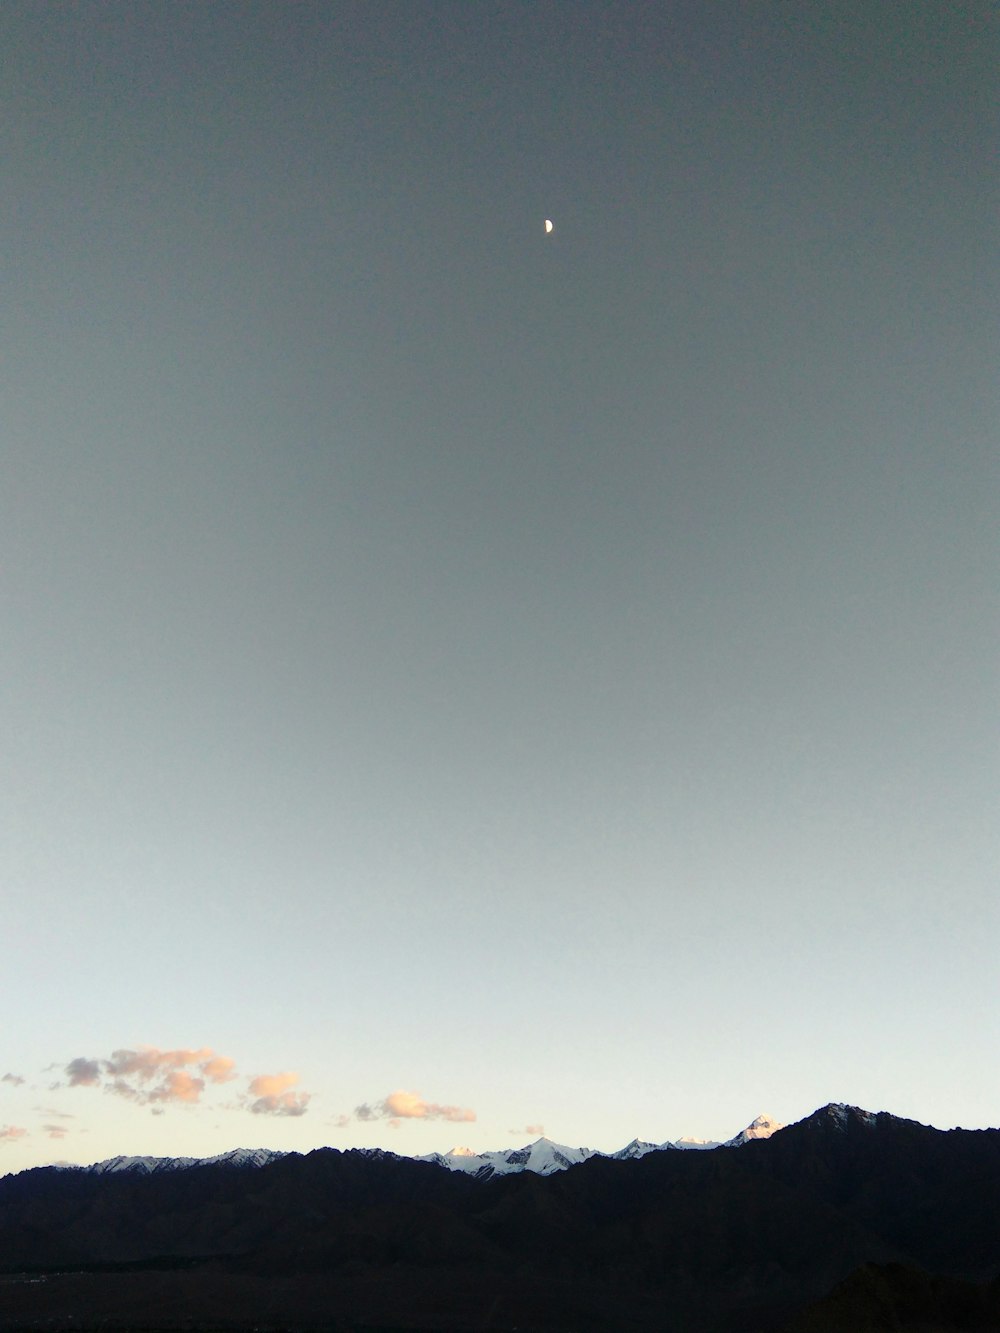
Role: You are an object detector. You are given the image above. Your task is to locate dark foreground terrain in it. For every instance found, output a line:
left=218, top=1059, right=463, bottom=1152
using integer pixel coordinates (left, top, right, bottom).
left=2, top=1105, right=998, bottom=1331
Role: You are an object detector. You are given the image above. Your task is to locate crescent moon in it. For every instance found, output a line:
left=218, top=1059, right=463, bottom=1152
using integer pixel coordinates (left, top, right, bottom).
left=544, top=219, right=554, bottom=234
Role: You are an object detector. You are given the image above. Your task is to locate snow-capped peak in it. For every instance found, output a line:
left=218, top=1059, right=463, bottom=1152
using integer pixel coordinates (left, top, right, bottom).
left=86, top=1154, right=196, bottom=1176
left=517, top=1136, right=598, bottom=1174
left=204, top=1147, right=288, bottom=1169
left=68, top=1116, right=789, bottom=1184
left=722, top=1114, right=784, bottom=1147
left=83, top=1148, right=287, bottom=1175
left=668, top=1115, right=784, bottom=1151
left=817, top=1103, right=879, bottom=1130
left=419, top=1136, right=599, bottom=1180
left=607, top=1137, right=664, bottom=1161
left=418, top=1117, right=789, bottom=1178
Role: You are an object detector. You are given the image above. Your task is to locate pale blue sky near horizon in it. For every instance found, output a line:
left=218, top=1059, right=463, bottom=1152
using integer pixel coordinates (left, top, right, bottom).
left=2, top=0, right=997, bottom=1173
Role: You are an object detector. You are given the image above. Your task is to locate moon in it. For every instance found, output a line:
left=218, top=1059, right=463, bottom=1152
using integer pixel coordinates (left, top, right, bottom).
left=544, top=219, right=554, bottom=234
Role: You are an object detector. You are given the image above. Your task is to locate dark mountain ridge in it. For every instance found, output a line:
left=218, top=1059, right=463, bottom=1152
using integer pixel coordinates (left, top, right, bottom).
left=1, top=1103, right=998, bottom=1331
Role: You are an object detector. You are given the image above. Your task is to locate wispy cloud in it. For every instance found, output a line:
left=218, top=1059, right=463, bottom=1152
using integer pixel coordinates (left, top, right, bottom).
left=354, top=1090, right=476, bottom=1125
left=42, top=1124, right=68, bottom=1140
left=509, top=1123, right=544, bottom=1137
left=61, top=1047, right=238, bottom=1107
left=1, top=1073, right=25, bottom=1087
left=0, top=1125, right=27, bottom=1143
left=246, top=1072, right=310, bottom=1117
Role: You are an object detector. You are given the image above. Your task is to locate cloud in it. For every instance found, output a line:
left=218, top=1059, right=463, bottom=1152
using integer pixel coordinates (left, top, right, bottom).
left=58, top=1046, right=311, bottom=1119
left=42, top=1124, right=68, bottom=1140
left=247, top=1072, right=310, bottom=1117
left=61, top=1047, right=238, bottom=1107
left=248, top=1072, right=298, bottom=1099
left=66, top=1058, right=102, bottom=1087
left=354, top=1090, right=476, bottom=1125
left=2, top=1073, right=25, bottom=1087
left=248, top=1092, right=309, bottom=1117
left=200, top=1055, right=237, bottom=1083
left=0, top=1125, right=27, bottom=1143
left=147, top=1070, right=204, bottom=1104
left=509, top=1124, right=545, bottom=1137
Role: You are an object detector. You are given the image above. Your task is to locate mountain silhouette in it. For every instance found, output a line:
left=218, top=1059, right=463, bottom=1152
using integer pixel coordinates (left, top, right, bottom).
left=1, top=1103, right=998, bottom=1331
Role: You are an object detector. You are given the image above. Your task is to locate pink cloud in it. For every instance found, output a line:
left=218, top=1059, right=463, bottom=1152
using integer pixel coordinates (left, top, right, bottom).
left=247, top=1072, right=310, bottom=1117
left=0, top=1125, right=27, bottom=1143
left=42, top=1124, right=68, bottom=1140
left=200, top=1055, right=237, bottom=1084
left=62, top=1046, right=239, bottom=1108
left=509, top=1123, right=545, bottom=1137
left=248, top=1072, right=298, bottom=1099
left=146, top=1071, right=204, bottom=1104
left=355, top=1090, right=476, bottom=1124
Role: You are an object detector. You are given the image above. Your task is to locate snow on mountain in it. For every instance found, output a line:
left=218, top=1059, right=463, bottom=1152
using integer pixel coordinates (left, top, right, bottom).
left=84, top=1148, right=287, bottom=1175
left=820, top=1102, right=879, bottom=1131
left=721, top=1114, right=785, bottom=1147
left=87, top=1155, right=198, bottom=1176
left=205, top=1147, right=289, bottom=1169
left=671, top=1114, right=784, bottom=1151
left=419, top=1117, right=784, bottom=1178
left=419, top=1137, right=599, bottom=1180
left=607, top=1137, right=666, bottom=1162
left=72, top=1116, right=785, bottom=1180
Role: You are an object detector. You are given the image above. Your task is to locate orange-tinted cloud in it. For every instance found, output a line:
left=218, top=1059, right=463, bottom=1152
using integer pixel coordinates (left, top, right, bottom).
left=43, top=1124, right=68, bottom=1140
left=0, top=1125, right=27, bottom=1142
left=355, top=1090, right=475, bottom=1124
left=200, top=1055, right=237, bottom=1083
left=509, top=1123, right=544, bottom=1137
left=147, top=1070, right=204, bottom=1104
left=248, top=1072, right=298, bottom=1099
left=62, top=1047, right=238, bottom=1107
left=247, top=1072, right=310, bottom=1117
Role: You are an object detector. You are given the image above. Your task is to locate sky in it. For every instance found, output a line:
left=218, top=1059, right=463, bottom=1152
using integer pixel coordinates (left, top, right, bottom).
left=2, top=0, right=997, bottom=1174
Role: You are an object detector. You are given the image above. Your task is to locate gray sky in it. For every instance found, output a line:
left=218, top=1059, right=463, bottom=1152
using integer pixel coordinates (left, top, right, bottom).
left=2, top=0, right=997, bottom=1170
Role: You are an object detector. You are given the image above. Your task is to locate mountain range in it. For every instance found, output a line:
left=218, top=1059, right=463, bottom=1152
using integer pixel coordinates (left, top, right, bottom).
left=1, top=1104, right=998, bottom=1331
left=66, top=1112, right=785, bottom=1182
